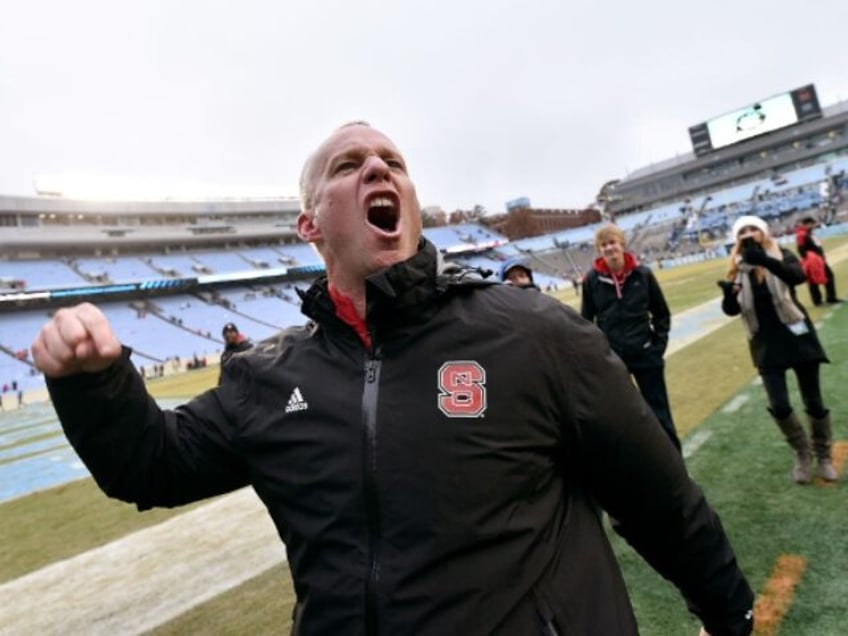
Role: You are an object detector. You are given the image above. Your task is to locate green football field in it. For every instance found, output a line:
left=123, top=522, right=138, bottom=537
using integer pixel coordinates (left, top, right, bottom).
left=2, top=240, right=846, bottom=635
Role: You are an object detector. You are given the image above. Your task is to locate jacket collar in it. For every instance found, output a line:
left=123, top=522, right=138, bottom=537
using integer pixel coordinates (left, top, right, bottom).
left=298, top=238, right=481, bottom=331
left=592, top=252, right=638, bottom=277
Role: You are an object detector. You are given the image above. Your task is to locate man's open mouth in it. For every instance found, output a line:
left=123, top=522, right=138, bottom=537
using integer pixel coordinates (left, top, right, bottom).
left=367, top=196, right=400, bottom=232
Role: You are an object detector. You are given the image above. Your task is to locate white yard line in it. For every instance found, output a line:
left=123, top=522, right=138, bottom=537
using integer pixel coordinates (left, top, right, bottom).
left=721, top=395, right=749, bottom=414
left=682, top=429, right=714, bottom=459
left=0, top=488, right=283, bottom=636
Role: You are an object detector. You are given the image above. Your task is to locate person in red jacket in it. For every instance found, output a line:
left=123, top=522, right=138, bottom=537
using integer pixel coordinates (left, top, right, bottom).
left=581, top=223, right=681, bottom=451
left=32, top=122, right=753, bottom=636
left=795, top=216, right=842, bottom=306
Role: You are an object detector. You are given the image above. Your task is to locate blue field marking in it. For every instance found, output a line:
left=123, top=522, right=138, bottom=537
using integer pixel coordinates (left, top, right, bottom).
left=0, top=422, right=63, bottom=446
left=0, top=397, right=188, bottom=503
left=0, top=438, right=69, bottom=464
left=668, top=298, right=726, bottom=341
left=0, top=446, right=88, bottom=502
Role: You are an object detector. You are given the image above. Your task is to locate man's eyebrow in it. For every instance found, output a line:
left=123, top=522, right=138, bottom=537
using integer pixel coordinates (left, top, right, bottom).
left=325, top=145, right=404, bottom=168
left=325, top=146, right=365, bottom=167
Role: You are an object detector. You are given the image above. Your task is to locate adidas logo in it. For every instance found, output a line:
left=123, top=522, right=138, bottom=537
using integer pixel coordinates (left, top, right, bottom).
left=285, top=387, right=309, bottom=413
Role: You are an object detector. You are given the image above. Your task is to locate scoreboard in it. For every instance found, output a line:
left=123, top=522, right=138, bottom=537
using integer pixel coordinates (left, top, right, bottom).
left=688, top=84, right=822, bottom=157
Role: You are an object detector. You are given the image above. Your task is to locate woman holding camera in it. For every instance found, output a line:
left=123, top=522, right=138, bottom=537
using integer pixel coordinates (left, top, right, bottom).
left=718, top=215, right=837, bottom=483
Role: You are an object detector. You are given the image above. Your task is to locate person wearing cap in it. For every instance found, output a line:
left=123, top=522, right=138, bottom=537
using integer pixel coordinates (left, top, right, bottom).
left=499, top=258, right=539, bottom=289
left=219, top=322, right=252, bottom=384
left=581, top=223, right=681, bottom=452
left=718, top=215, right=837, bottom=483
left=795, top=216, right=842, bottom=306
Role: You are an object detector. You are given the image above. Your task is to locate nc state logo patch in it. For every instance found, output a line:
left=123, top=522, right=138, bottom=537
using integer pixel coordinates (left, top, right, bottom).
left=437, top=361, right=487, bottom=418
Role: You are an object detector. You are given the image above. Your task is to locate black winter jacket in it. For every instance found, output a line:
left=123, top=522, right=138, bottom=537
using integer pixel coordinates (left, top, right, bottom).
left=720, top=247, right=828, bottom=370
left=47, top=239, right=753, bottom=636
left=218, top=336, right=253, bottom=384
left=581, top=259, right=671, bottom=369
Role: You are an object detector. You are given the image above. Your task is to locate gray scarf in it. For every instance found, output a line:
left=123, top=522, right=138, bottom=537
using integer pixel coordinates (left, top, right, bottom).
left=735, top=246, right=806, bottom=339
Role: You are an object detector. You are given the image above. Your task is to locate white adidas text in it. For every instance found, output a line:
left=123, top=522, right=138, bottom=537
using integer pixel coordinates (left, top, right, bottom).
left=285, top=387, right=309, bottom=413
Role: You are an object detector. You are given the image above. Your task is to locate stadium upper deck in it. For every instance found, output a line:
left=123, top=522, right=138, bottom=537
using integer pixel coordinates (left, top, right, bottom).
left=0, top=194, right=302, bottom=256
left=606, top=96, right=848, bottom=217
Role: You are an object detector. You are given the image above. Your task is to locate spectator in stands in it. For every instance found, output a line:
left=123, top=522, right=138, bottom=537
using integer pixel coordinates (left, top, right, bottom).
left=719, top=215, right=837, bottom=484
left=795, top=216, right=842, bottom=306
left=31, top=122, right=754, bottom=636
left=218, top=322, right=253, bottom=384
left=581, top=224, right=681, bottom=452
left=498, top=258, right=538, bottom=289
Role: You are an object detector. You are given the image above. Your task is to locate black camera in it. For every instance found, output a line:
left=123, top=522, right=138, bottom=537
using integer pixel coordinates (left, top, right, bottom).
left=740, top=237, right=759, bottom=251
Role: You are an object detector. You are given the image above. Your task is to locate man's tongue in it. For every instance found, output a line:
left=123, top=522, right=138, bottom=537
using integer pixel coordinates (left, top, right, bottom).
left=368, top=205, right=398, bottom=232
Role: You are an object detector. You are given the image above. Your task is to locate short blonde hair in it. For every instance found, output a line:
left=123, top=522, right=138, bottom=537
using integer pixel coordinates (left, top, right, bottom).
left=594, top=223, right=626, bottom=251
left=299, top=121, right=371, bottom=211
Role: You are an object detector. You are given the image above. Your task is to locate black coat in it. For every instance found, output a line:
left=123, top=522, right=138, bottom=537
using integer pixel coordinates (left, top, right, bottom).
left=581, top=262, right=671, bottom=369
left=218, top=337, right=253, bottom=383
left=796, top=227, right=825, bottom=260
left=47, top=240, right=753, bottom=636
left=720, top=247, right=828, bottom=370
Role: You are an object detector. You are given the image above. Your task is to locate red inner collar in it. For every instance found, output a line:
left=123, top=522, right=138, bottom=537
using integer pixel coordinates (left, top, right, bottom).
left=328, top=284, right=372, bottom=349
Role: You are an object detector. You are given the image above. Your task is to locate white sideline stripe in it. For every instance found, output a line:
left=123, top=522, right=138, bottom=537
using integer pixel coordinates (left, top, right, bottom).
left=0, top=487, right=284, bottom=635
left=665, top=298, right=734, bottom=357
left=682, top=429, right=713, bottom=459
left=721, top=395, right=749, bottom=414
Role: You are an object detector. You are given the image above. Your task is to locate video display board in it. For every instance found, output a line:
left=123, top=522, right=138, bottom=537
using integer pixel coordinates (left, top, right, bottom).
left=688, top=84, right=822, bottom=157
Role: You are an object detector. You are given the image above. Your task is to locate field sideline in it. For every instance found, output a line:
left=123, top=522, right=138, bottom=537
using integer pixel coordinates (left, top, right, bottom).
left=1, top=239, right=847, bottom=634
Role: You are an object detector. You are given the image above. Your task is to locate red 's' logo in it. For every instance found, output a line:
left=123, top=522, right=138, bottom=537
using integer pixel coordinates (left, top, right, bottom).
left=437, top=361, right=487, bottom=418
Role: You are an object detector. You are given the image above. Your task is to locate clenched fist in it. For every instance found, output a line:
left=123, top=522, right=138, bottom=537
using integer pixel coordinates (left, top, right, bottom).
left=31, top=302, right=122, bottom=378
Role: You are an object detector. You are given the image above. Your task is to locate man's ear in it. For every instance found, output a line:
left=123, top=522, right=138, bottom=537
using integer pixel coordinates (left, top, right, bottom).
left=297, top=211, right=321, bottom=242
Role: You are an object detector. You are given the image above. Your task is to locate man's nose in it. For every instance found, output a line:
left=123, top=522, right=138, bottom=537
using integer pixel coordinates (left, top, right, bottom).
left=363, top=156, right=390, bottom=183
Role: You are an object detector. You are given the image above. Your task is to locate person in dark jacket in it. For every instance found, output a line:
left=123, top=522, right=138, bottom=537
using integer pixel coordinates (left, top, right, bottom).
left=499, top=257, right=539, bottom=289
left=581, top=223, right=681, bottom=451
left=719, top=215, right=837, bottom=484
left=795, top=216, right=842, bottom=306
left=32, top=122, right=754, bottom=636
left=218, top=322, right=253, bottom=384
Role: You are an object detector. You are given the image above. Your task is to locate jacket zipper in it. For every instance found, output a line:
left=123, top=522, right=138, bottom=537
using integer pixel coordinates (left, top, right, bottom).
left=363, top=351, right=382, bottom=635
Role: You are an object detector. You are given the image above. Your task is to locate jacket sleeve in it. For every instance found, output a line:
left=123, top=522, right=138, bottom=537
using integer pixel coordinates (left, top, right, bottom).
left=580, top=274, right=596, bottom=322
left=47, top=346, right=250, bottom=510
left=800, top=232, right=823, bottom=259
left=719, top=282, right=741, bottom=316
left=557, top=312, right=754, bottom=636
left=764, top=249, right=806, bottom=285
left=646, top=270, right=671, bottom=349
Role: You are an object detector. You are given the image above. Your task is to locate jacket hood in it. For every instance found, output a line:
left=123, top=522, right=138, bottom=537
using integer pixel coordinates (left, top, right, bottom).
left=592, top=252, right=638, bottom=276
left=297, top=238, right=494, bottom=330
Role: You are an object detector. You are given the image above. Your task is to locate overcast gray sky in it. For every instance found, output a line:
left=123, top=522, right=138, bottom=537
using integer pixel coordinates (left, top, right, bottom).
left=1, top=0, right=847, bottom=213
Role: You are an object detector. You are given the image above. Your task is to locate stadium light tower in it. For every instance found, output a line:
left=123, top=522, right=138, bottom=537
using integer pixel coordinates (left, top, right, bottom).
left=595, top=179, right=623, bottom=223
left=695, top=196, right=714, bottom=247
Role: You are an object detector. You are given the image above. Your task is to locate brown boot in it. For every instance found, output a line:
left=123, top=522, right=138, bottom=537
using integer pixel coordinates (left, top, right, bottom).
left=773, top=411, right=812, bottom=484
left=809, top=412, right=838, bottom=482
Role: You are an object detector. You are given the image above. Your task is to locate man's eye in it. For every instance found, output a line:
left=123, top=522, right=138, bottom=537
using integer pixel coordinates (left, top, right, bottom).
left=386, top=158, right=405, bottom=171
left=333, top=161, right=357, bottom=174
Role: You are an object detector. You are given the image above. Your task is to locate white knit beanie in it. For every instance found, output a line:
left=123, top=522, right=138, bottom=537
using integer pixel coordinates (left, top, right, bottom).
left=731, top=215, right=769, bottom=239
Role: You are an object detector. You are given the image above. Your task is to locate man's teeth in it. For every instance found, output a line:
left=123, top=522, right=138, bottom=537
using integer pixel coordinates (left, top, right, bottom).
left=369, top=197, right=394, bottom=209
